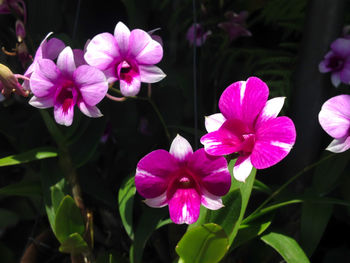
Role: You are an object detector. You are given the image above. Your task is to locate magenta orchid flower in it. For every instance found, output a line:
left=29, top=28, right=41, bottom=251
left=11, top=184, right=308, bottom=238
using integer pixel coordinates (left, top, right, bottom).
left=319, top=38, right=350, bottom=87
left=135, top=134, right=231, bottom=224
left=218, top=11, right=252, bottom=42
left=84, top=21, right=166, bottom=97
left=319, top=95, right=350, bottom=153
left=200, top=77, right=296, bottom=182
left=29, top=46, right=108, bottom=126
left=186, top=23, right=212, bottom=47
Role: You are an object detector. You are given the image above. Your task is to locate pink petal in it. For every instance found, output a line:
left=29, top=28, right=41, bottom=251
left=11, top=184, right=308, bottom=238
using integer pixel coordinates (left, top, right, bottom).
left=57, top=47, right=76, bottom=76
left=84, top=32, right=119, bottom=71
left=251, top=117, right=296, bottom=169
left=29, top=95, right=54, bottom=109
left=119, top=75, right=141, bottom=96
left=201, top=190, right=224, bottom=210
left=129, top=29, right=163, bottom=65
left=168, top=188, right=201, bottom=224
left=200, top=119, right=249, bottom=156
left=188, top=148, right=230, bottom=196
left=233, top=155, right=253, bottom=182
left=42, top=37, right=66, bottom=60
left=319, top=95, right=350, bottom=138
left=77, top=101, right=103, bottom=118
left=73, top=65, right=108, bottom=106
left=54, top=103, right=75, bottom=126
left=326, top=136, right=350, bottom=153
left=30, top=59, right=60, bottom=97
left=144, top=191, right=168, bottom=208
left=114, top=21, right=130, bottom=56
left=139, top=65, right=166, bottom=83
left=136, top=149, right=178, bottom=198
left=205, top=113, right=226, bottom=133
left=73, top=49, right=86, bottom=67
left=331, top=38, right=350, bottom=57
left=319, top=58, right=332, bottom=73
left=256, top=97, right=286, bottom=126
left=169, top=134, right=193, bottom=162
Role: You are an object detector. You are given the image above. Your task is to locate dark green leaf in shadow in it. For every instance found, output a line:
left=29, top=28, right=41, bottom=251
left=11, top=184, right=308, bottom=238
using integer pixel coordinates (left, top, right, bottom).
left=0, top=209, right=19, bottom=228
left=0, top=180, right=42, bottom=198
left=118, top=175, right=136, bottom=240
left=175, top=223, right=228, bottom=263
left=0, top=147, right=58, bottom=167
left=58, top=232, right=88, bottom=255
left=261, top=232, right=310, bottom=263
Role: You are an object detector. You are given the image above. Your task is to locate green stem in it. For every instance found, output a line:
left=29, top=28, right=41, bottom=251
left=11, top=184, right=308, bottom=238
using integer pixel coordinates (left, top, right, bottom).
left=248, top=153, right=336, bottom=218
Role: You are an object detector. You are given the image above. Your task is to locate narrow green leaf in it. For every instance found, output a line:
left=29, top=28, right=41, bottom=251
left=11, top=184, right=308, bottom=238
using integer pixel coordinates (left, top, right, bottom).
left=130, top=207, right=171, bottom=263
left=261, top=232, right=310, bottom=263
left=58, top=233, right=88, bottom=255
left=118, top=175, right=136, bottom=240
left=175, top=223, right=228, bottom=263
left=253, top=179, right=272, bottom=194
left=0, top=147, right=58, bottom=167
left=301, top=202, right=333, bottom=256
left=54, top=195, right=85, bottom=243
left=0, top=180, right=42, bottom=197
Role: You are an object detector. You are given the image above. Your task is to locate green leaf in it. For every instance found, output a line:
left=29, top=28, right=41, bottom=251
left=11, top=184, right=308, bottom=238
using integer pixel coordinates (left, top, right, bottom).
left=261, top=232, right=310, bottom=263
left=253, top=179, right=272, bottom=194
left=130, top=207, right=171, bottom=263
left=300, top=202, right=333, bottom=256
left=175, top=223, right=228, bottom=263
left=58, top=233, right=88, bottom=255
left=54, top=195, right=85, bottom=244
left=0, top=147, right=58, bottom=167
left=118, top=175, right=136, bottom=240
left=0, top=180, right=42, bottom=197
left=0, top=208, right=19, bottom=228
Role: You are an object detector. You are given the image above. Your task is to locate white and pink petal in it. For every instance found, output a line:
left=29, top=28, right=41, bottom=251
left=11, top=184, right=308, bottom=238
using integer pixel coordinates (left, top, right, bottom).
left=326, top=136, right=350, bottom=153
left=204, top=113, right=226, bottom=133
left=169, top=134, right=193, bottom=162
left=57, top=47, right=76, bottom=76
left=139, top=65, right=166, bottom=83
left=114, top=21, right=131, bottom=56
left=233, top=155, right=253, bottom=182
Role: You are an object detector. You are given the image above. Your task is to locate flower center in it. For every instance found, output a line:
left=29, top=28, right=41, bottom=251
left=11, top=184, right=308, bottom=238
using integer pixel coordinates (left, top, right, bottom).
left=327, top=56, right=344, bottom=71
left=117, top=61, right=135, bottom=84
left=167, top=167, right=199, bottom=200
left=56, top=80, right=76, bottom=113
left=240, top=133, right=255, bottom=155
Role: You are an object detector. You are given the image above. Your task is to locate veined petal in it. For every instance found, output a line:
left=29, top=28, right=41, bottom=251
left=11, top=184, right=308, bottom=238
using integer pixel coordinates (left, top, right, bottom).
left=84, top=32, right=119, bottom=71
left=54, top=103, right=74, bottom=126
left=74, top=65, right=108, bottom=106
left=42, top=37, right=65, bottom=60
left=57, top=47, right=76, bottom=76
left=168, top=188, right=201, bottom=224
left=139, top=65, right=166, bottom=83
left=201, top=190, right=224, bottom=210
left=114, top=21, right=130, bottom=56
left=188, top=149, right=231, bottom=196
left=331, top=38, right=350, bottom=57
left=30, top=59, right=60, bottom=97
left=29, top=95, right=54, bottom=109
left=136, top=149, right=178, bottom=198
left=78, top=101, right=103, bottom=118
left=319, top=95, right=350, bottom=139
left=251, top=117, right=296, bottom=169
left=233, top=155, right=253, bottom=182
left=326, top=136, right=350, bottom=153
left=205, top=113, right=226, bottom=132
left=129, top=29, right=163, bottom=65
left=169, top=134, right=193, bottom=162
left=144, top=191, right=168, bottom=208
left=256, top=97, right=286, bottom=125
left=119, top=75, right=141, bottom=96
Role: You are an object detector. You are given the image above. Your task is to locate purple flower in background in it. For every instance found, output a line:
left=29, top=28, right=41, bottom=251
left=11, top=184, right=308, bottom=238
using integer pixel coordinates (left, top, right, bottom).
left=201, top=77, right=296, bottom=182
left=0, top=0, right=26, bottom=22
left=319, top=95, right=350, bottom=153
left=135, top=134, right=231, bottom=224
left=29, top=46, right=108, bottom=126
left=23, top=33, right=65, bottom=90
left=85, top=21, right=166, bottom=97
left=186, top=23, right=211, bottom=47
left=218, top=11, right=252, bottom=42
left=319, top=38, right=350, bottom=87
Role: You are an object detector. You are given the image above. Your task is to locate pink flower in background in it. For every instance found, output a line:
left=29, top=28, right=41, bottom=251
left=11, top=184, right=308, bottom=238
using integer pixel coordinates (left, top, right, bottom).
left=29, top=46, right=108, bottom=126
left=201, top=77, right=296, bottom=182
left=319, top=38, right=350, bottom=87
left=319, top=95, right=350, bottom=153
left=218, top=11, right=252, bottom=42
left=135, top=134, right=231, bottom=224
left=85, top=21, right=166, bottom=97
left=186, top=23, right=211, bottom=47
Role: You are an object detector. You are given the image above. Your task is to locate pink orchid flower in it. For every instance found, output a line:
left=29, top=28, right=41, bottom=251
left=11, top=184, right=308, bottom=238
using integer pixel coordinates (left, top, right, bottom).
left=200, top=77, right=296, bottom=182
left=29, top=46, right=108, bottom=126
left=135, top=134, right=231, bottom=224
left=186, top=23, right=212, bottom=47
left=319, top=38, right=350, bottom=87
left=319, top=95, right=350, bottom=153
left=84, top=21, right=166, bottom=97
